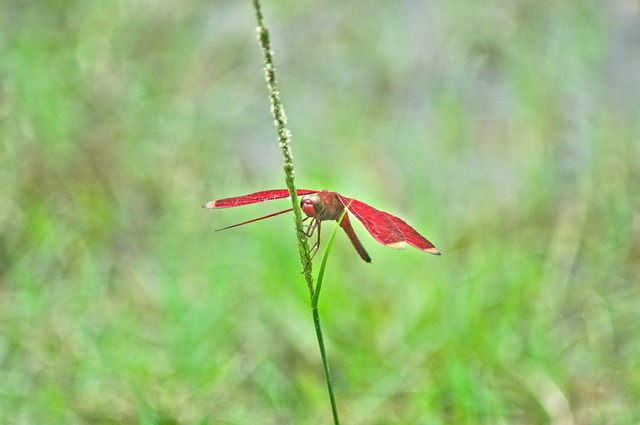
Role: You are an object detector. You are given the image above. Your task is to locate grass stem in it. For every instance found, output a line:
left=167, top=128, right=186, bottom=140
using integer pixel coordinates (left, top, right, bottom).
left=251, top=1, right=340, bottom=423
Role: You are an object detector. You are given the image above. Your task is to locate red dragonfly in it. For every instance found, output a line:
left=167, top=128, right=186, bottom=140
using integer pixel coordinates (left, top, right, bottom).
left=203, top=189, right=440, bottom=262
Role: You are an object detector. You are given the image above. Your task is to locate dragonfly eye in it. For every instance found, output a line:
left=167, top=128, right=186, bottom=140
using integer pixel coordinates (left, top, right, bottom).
left=300, top=195, right=323, bottom=217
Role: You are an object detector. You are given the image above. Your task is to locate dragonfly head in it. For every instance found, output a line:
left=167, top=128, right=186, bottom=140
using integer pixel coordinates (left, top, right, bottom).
left=300, top=194, right=323, bottom=218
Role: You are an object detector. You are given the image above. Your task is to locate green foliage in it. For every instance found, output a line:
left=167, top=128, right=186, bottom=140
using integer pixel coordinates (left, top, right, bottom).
left=1, top=1, right=639, bottom=424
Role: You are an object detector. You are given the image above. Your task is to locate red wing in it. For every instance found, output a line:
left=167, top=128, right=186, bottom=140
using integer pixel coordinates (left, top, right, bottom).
left=337, top=194, right=440, bottom=254
left=336, top=194, right=407, bottom=249
left=381, top=212, right=440, bottom=254
left=203, top=189, right=318, bottom=209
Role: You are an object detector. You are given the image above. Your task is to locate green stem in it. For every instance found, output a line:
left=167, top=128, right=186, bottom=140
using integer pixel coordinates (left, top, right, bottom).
left=251, top=1, right=339, bottom=423
left=252, top=0, right=314, bottom=290
left=310, top=210, right=349, bottom=424
left=313, top=307, right=340, bottom=424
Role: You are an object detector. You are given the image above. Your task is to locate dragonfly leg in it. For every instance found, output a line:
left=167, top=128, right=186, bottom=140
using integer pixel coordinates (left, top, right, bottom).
left=303, top=217, right=319, bottom=238
left=299, top=217, right=316, bottom=237
left=302, top=220, right=321, bottom=273
left=307, top=219, right=321, bottom=257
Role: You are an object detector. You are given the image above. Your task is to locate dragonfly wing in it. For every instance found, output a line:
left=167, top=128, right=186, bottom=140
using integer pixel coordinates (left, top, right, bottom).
left=203, top=189, right=318, bottom=208
left=337, top=194, right=407, bottom=249
left=338, top=194, right=440, bottom=254
left=382, top=212, right=440, bottom=255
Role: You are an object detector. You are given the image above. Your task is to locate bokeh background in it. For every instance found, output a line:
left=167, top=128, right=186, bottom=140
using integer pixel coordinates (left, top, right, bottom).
left=2, top=0, right=639, bottom=423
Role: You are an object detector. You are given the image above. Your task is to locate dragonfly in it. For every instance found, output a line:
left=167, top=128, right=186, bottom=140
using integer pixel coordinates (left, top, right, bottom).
left=202, top=189, right=440, bottom=262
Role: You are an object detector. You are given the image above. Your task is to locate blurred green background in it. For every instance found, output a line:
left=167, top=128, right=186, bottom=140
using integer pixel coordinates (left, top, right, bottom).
left=2, top=0, right=639, bottom=423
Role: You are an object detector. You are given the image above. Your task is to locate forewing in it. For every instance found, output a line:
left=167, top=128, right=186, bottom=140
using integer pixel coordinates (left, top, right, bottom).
left=203, top=189, right=317, bottom=208
left=337, top=194, right=407, bottom=249
left=382, top=212, right=440, bottom=255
